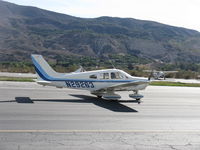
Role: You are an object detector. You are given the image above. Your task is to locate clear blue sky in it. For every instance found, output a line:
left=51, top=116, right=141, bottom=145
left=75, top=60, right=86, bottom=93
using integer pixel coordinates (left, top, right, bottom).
left=5, top=0, right=200, bottom=31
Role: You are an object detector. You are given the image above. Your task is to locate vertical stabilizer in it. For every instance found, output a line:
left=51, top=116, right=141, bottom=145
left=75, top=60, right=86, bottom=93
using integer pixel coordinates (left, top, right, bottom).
left=31, top=54, right=62, bottom=80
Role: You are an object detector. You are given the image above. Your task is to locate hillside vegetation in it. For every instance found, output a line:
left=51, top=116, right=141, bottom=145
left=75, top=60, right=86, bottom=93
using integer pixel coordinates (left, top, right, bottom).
left=0, top=0, right=200, bottom=78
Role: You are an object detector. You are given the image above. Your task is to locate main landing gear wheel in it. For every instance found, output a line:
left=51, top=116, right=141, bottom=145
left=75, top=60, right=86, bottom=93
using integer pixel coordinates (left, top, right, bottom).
left=136, top=99, right=141, bottom=104
left=97, top=95, right=102, bottom=98
left=129, top=90, right=143, bottom=104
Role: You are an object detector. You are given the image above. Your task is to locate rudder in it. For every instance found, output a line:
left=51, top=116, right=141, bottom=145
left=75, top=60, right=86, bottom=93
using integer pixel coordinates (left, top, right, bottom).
left=31, top=54, right=62, bottom=81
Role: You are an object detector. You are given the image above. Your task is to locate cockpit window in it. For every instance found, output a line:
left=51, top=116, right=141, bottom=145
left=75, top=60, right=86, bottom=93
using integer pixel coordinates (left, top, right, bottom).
left=111, top=72, right=123, bottom=79
left=100, top=73, right=110, bottom=79
left=111, top=72, right=116, bottom=79
left=89, top=74, right=97, bottom=79
left=103, top=73, right=109, bottom=79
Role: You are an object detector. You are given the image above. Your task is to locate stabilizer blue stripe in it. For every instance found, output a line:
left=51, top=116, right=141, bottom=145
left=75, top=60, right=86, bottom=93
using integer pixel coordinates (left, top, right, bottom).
left=34, top=66, right=50, bottom=81
left=32, top=56, right=53, bottom=80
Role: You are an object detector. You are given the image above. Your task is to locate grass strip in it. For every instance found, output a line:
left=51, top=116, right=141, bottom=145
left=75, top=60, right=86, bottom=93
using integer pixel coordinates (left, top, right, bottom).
left=0, top=76, right=35, bottom=82
left=150, top=81, right=200, bottom=87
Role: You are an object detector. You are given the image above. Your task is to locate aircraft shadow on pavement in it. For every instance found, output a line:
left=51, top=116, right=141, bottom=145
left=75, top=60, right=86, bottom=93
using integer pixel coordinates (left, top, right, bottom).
left=0, top=97, right=33, bottom=103
left=15, top=97, right=34, bottom=103
left=0, top=96, right=138, bottom=112
left=69, top=94, right=138, bottom=112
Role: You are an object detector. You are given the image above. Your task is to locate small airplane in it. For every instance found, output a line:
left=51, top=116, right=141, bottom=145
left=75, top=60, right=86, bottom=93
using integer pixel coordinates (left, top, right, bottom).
left=31, top=54, right=149, bottom=104
left=144, top=70, right=178, bottom=80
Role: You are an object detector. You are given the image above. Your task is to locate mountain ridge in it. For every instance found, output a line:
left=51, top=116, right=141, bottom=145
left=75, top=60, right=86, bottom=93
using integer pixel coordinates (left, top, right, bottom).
left=1, top=0, right=200, bottom=63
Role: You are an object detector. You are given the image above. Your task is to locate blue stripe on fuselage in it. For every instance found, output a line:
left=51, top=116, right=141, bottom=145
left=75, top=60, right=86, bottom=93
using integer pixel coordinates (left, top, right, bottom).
left=32, top=55, right=148, bottom=83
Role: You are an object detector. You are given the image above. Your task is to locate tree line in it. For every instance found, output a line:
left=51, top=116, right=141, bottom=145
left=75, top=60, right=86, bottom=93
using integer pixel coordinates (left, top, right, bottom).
left=0, top=54, right=200, bottom=79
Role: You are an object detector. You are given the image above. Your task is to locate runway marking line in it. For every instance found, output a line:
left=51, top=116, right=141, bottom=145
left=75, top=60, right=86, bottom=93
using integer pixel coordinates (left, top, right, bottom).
left=0, top=130, right=200, bottom=133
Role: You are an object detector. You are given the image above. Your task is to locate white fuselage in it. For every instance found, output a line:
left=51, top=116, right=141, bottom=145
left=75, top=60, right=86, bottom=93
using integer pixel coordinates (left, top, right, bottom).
left=38, top=69, right=148, bottom=92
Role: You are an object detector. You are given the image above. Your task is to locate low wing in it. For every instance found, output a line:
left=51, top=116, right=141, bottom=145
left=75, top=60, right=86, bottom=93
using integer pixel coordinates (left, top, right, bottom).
left=98, top=81, right=149, bottom=91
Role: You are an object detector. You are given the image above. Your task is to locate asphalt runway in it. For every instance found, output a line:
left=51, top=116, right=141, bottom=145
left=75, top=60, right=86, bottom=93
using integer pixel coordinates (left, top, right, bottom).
left=1, top=81, right=200, bottom=149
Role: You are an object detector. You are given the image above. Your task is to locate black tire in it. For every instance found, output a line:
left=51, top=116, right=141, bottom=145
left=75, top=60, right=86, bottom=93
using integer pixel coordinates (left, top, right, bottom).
left=136, top=98, right=141, bottom=104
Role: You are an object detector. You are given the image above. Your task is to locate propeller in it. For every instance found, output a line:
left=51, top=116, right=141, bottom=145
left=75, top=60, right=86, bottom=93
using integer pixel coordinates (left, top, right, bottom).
left=148, top=69, right=154, bottom=81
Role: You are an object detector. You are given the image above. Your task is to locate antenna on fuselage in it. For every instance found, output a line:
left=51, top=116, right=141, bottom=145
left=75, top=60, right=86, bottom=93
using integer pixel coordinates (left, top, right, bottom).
left=107, top=55, right=116, bottom=69
left=109, top=60, right=116, bottom=69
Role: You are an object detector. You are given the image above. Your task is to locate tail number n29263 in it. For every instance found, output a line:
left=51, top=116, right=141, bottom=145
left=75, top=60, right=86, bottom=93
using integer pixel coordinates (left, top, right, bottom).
left=65, top=81, right=94, bottom=88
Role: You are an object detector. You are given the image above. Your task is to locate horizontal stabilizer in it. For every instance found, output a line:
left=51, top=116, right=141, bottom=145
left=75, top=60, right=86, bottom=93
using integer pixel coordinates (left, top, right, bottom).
left=37, top=80, right=51, bottom=86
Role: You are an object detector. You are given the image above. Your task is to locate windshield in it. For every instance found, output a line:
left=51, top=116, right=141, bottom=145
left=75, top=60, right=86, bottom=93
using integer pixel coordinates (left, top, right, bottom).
left=111, top=72, right=123, bottom=79
left=118, top=70, right=133, bottom=79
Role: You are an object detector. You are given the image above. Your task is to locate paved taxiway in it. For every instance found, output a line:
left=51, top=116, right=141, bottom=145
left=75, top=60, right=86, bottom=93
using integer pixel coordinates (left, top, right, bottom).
left=1, top=81, right=200, bottom=149
left=0, top=72, right=36, bottom=78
